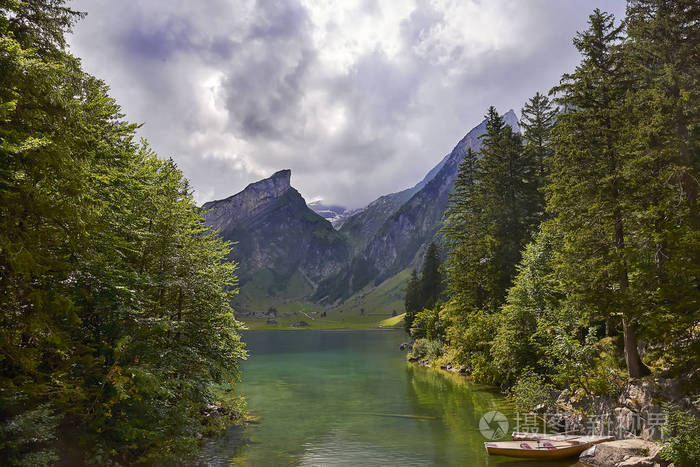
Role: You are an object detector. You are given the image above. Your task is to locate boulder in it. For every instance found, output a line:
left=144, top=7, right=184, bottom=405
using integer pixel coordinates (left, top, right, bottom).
left=291, top=320, right=309, bottom=327
left=578, top=439, right=667, bottom=467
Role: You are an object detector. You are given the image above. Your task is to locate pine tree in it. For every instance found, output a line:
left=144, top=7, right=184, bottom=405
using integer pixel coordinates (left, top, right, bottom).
left=520, top=92, right=557, bottom=216
left=443, top=147, right=484, bottom=309
left=547, top=9, right=651, bottom=377
left=620, top=0, right=700, bottom=376
left=421, top=242, right=442, bottom=310
left=404, top=270, right=422, bottom=333
left=473, top=106, right=537, bottom=312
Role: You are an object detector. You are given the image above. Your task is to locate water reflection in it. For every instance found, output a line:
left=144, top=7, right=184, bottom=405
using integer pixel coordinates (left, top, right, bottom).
left=201, top=331, right=582, bottom=466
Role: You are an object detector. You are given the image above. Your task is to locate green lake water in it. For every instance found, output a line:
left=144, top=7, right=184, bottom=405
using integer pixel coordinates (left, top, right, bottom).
left=202, top=330, right=582, bottom=466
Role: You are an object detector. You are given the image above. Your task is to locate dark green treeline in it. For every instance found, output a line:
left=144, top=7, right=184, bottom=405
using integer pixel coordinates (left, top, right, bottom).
left=409, top=2, right=699, bottom=400
left=0, top=1, right=245, bottom=464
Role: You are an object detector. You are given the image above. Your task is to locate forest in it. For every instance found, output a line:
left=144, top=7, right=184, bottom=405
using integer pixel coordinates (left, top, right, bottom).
left=0, top=1, right=246, bottom=464
left=405, top=2, right=699, bottom=454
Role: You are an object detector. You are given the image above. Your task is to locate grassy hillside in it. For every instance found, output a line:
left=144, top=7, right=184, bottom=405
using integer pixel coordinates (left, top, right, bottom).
left=238, top=268, right=411, bottom=330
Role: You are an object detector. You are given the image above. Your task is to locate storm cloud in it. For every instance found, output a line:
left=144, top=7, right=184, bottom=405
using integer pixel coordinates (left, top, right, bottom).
left=68, top=0, right=626, bottom=208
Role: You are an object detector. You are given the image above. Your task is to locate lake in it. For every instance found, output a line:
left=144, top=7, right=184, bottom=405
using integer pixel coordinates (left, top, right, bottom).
left=202, top=330, right=581, bottom=466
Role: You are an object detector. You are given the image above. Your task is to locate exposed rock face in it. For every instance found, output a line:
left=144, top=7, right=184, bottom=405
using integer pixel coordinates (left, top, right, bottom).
left=579, top=439, right=667, bottom=467
left=202, top=170, right=350, bottom=290
left=204, top=169, right=293, bottom=230
left=551, top=378, right=696, bottom=442
left=338, top=187, right=418, bottom=255
left=316, top=110, right=520, bottom=302
left=202, top=111, right=520, bottom=305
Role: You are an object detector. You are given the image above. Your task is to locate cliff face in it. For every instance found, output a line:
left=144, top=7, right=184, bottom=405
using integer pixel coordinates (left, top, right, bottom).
left=315, top=110, right=520, bottom=302
left=202, top=111, right=520, bottom=306
left=202, top=170, right=349, bottom=289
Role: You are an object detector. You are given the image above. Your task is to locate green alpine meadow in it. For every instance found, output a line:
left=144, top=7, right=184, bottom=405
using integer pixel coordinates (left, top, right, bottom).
left=1, top=0, right=698, bottom=466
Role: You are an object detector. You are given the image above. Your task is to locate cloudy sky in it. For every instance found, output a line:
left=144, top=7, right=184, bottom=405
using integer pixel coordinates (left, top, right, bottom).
left=68, top=0, right=625, bottom=208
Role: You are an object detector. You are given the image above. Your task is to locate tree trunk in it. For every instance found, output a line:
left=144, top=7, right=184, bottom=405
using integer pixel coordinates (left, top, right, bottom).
left=611, top=191, right=651, bottom=378
left=622, top=316, right=650, bottom=378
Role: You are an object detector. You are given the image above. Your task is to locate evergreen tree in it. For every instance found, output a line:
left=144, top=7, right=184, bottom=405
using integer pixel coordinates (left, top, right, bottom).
left=547, top=9, right=650, bottom=377
left=620, top=0, right=700, bottom=377
left=443, top=147, right=484, bottom=309
left=421, top=242, right=442, bottom=310
left=520, top=92, right=557, bottom=216
left=0, top=1, right=246, bottom=463
left=404, top=269, right=422, bottom=333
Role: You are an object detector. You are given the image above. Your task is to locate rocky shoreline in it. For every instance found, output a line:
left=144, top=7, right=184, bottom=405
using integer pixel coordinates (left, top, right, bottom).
left=403, top=342, right=698, bottom=467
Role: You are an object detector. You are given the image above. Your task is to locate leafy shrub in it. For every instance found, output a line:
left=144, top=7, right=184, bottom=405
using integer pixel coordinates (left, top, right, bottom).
left=0, top=401, right=59, bottom=467
left=507, top=368, right=556, bottom=412
left=410, top=338, right=443, bottom=360
left=410, top=303, right=445, bottom=340
left=545, top=328, right=624, bottom=398
left=660, top=402, right=700, bottom=467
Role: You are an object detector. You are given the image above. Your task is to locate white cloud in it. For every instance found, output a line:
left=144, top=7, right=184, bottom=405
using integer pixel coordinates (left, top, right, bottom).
left=68, top=0, right=626, bottom=208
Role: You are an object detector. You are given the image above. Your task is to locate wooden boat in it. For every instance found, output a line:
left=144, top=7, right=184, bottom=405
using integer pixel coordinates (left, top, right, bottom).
left=511, top=432, right=614, bottom=444
left=484, top=440, right=593, bottom=460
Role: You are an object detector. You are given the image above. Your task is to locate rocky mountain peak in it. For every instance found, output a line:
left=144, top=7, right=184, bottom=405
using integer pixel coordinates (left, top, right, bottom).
left=202, top=169, right=293, bottom=231
left=503, top=109, right=520, bottom=131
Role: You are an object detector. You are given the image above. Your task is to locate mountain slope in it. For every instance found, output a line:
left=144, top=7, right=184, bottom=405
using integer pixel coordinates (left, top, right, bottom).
left=202, top=170, right=350, bottom=292
left=338, top=142, right=453, bottom=254
left=316, top=110, right=520, bottom=303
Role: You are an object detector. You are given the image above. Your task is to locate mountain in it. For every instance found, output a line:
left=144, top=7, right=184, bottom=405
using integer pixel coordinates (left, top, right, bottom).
left=338, top=146, right=453, bottom=255
left=202, top=170, right=350, bottom=296
left=315, top=110, right=520, bottom=303
left=307, top=201, right=359, bottom=228
left=201, top=110, right=520, bottom=312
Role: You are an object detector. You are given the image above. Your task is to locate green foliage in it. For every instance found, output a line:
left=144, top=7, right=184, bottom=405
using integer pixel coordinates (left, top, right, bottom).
left=507, top=368, right=555, bottom=413
left=440, top=104, right=545, bottom=384
left=404, top=269, right=422, bottom=332
left=545, top=330, right=625, bottom=398
left=491, top=229, right=562, bottom=385
left=520, top=92, right=557, bottom=215
left=421, top=243, right=443, bottom=309
left=410, top=302, right=444, bottom=341
left=404, top=244, right=443, bottom=333
left=441, top=3, right=699, bottom=392
left=0, top=400, right=59, bottom=467
left=410, top=338, right=443, bottom=360
left=0, top=1, right=246, bottom=463
left=660, top=402, right=700, bottom=467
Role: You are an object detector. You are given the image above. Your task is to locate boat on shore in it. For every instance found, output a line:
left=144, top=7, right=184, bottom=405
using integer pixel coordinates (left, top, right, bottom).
left=512, top=432, right=614, bottom=444
left=484, top=433, right=614, bottom=460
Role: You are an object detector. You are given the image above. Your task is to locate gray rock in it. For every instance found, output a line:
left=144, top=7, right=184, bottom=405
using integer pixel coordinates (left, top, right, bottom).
left=576, top=439, right=668, bottom=467
left=291, top=320, right=309, bottom=327
left=202, top=169, right=350, bottom=297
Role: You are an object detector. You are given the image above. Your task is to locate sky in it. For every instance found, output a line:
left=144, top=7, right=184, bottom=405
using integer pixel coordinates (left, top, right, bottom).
left=68, top=0, right=626, bottom=208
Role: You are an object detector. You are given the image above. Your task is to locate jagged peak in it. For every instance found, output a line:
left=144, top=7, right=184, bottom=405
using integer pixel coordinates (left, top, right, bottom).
left=243, top=169, right=291, bottom=194
left=503, top=109, right=520, bottom=132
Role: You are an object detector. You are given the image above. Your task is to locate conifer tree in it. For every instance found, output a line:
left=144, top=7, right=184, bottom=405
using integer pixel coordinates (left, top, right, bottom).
left=443, top=147, right=484, bottom=309
left=620, top=0, right=700, bottom=375
left=421, top=242, right=442, bottom=310
left=404, top=269, right=422, bottom=333
left=472, top=106, right=537, bottom=312
left=547, top=9, right=650, bottom=377
left=520, top=92, right=557, bottom=216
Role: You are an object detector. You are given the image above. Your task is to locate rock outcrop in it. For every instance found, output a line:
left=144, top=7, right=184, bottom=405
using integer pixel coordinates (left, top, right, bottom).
left=579, top=439, right=668, bottom=467
left=202, top=170, right=350, bottom=291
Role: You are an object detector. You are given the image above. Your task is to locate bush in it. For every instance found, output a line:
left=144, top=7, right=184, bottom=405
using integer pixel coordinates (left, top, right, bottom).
left=410, top=303, right=445, bottom=340
left=660, top=402, right=700, bottom=467
left=410, top=339, right=443, bottom=360
left=507, top=368, right=556, bottom=412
